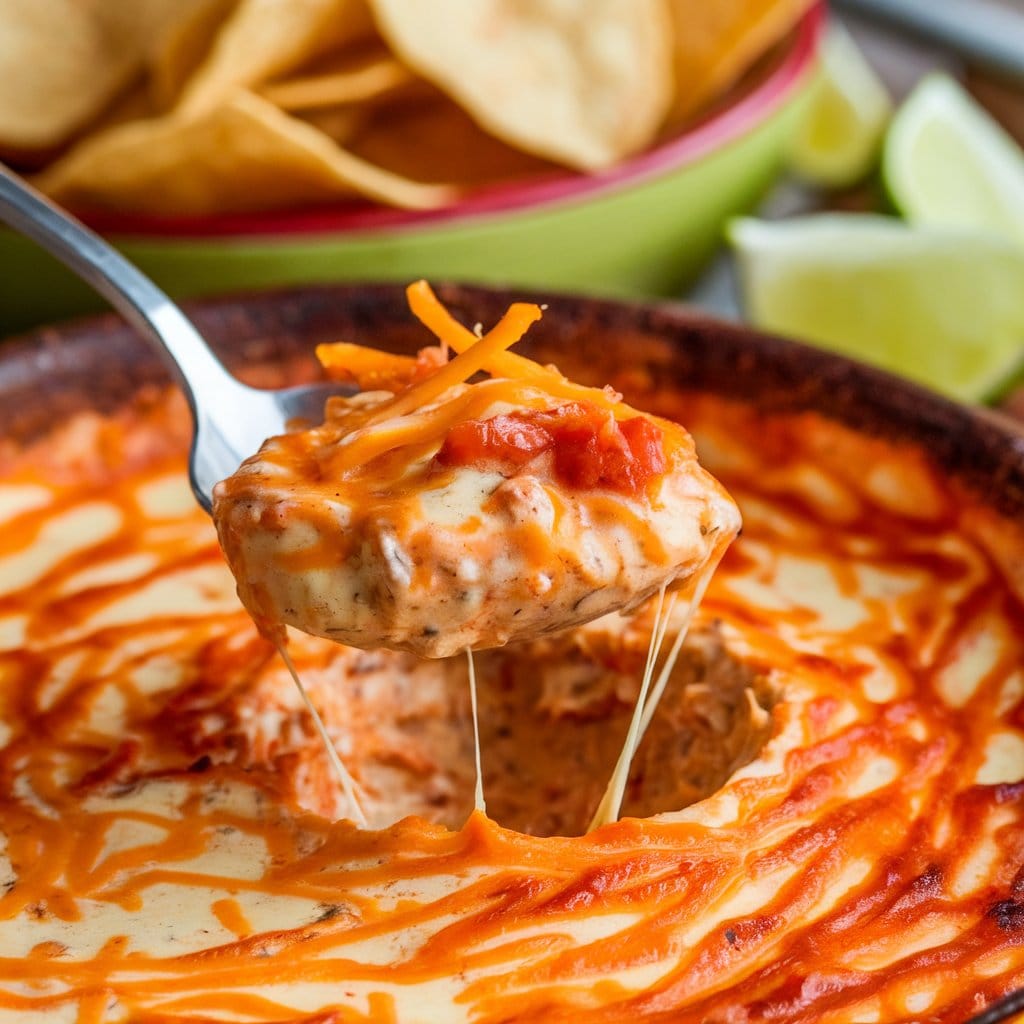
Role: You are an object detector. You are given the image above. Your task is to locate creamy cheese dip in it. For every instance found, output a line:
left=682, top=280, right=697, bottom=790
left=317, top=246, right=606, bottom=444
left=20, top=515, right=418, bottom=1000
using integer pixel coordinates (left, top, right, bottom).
left=213, top=351, right=739, bottom=657
left=1, top=384, right=1022, bottom=1023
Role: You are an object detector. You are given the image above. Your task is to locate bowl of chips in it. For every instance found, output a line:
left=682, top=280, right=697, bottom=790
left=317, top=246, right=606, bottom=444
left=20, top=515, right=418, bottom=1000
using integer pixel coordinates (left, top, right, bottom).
left=0, top=0, right=822, bottom=332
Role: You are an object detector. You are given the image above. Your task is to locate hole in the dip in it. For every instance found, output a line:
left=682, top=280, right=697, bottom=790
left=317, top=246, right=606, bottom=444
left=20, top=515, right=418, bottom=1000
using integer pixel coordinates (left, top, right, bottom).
left=329, top=620, right=777, bottom=837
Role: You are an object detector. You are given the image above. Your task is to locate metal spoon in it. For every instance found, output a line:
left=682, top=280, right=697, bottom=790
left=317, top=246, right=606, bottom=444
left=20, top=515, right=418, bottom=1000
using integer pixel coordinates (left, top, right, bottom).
left=0, top=164, right=342, bottom=513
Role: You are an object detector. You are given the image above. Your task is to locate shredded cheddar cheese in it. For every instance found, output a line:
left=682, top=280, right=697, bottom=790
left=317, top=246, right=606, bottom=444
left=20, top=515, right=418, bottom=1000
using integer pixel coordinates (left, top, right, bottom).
left=364, top=298, right=542, bottom=423
left=404, top=280, right=628, bottom=411
left=313, top=284, right=626, bottom=479
left=315, top=342, right=420, bottom=391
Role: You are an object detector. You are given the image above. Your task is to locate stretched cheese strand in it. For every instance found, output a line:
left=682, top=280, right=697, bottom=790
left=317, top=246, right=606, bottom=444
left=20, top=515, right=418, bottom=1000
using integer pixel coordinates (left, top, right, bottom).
left=637, top=556, right=722, bottom=742
left=277, top=642, right=368, bottom=827
left=587, top=547, right=732, bottom=830
left=587, top=586, right=676, bottom=831
left=585, top=556, right=729, bottom=832
left=466, top=649, right=487, bottom=815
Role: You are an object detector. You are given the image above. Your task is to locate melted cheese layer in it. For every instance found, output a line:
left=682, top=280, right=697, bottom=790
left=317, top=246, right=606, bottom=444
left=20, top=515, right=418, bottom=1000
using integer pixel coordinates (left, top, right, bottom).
left=0, top=391, right=1022, bottom=1023
left=213, top=380, right=740, bottom=657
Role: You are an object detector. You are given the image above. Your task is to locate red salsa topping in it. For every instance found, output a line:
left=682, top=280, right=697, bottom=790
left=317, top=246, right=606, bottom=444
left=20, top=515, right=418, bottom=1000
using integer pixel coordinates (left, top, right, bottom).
left=435, top=402, right=666, bottom=496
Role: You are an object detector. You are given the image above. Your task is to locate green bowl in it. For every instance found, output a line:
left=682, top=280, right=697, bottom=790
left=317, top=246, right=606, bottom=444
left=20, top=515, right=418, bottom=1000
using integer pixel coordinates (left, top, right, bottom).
left=0, top=8, right=821, bottom=335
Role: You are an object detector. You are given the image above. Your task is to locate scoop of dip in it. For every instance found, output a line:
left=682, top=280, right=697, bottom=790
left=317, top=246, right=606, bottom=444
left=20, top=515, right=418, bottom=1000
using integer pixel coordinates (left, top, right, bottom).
left=212, top=284, right=740, bottom=657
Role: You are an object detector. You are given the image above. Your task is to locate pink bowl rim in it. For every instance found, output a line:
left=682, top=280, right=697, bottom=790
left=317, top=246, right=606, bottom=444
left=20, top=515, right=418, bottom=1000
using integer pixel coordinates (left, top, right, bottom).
left=82, top=3, right=823, bottom=241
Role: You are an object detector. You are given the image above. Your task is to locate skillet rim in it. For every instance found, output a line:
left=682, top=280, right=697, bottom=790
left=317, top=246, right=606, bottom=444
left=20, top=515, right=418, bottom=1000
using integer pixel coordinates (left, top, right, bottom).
left=2, top=280, right=1023, bottom=521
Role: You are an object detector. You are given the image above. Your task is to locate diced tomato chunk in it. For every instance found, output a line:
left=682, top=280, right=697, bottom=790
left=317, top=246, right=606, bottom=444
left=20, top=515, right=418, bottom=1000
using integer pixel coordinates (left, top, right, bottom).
left=551, top=424, right=604, bottom=490
left=437, top=415, right=551, bottom=468
left=621, top=415, right=667, bottom=483
left=435, top=401, right=666, bottom=496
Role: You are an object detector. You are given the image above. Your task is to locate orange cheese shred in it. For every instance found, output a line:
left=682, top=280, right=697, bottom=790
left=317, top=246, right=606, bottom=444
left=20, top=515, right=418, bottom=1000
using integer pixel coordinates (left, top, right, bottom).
left=406, top=280, right=626, bottom=414
left=315, top=342, right=419, bottom=390
left=406, top=279, right=538, bottom=380
left=365, top=300, right=542, bottom=424
left=326, top=379, right=557, bottom=477
left=310, top=285, right=655, bottom=484
left=323, top=300, right=543, bottom=475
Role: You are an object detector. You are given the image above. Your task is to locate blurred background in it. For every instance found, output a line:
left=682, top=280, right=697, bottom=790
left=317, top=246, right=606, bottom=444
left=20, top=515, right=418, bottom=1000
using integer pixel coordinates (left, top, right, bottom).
left=1, top=0, right=1023, bottom=406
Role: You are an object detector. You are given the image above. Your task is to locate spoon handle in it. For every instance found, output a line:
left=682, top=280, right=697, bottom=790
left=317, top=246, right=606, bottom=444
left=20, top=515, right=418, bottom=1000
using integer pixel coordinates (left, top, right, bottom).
left=0, top=164, right=244, bottom=417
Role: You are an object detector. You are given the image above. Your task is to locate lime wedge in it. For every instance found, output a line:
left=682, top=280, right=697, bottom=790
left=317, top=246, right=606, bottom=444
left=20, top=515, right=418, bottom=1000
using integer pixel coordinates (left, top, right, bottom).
left=788, top=24, right=892, bottom=189
left=884, top=74, right=1024, bottom=246
left=729, top=214, right=1024, bottom=403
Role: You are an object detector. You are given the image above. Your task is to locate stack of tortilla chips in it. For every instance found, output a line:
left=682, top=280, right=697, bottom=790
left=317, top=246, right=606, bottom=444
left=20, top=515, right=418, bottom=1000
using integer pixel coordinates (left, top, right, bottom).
left=0, top=0, right=814, bottom=216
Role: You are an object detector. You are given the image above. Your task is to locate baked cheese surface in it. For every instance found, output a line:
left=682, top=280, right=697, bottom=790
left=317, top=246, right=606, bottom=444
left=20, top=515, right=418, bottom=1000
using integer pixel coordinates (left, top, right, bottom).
left=0, top=389, right=1021, bottom=1023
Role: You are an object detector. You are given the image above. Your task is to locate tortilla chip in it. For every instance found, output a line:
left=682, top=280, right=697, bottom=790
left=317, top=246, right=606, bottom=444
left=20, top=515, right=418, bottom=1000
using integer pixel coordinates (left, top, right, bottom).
left=298, top=106, right=372, bottom=147
left=35, top=89, right=457, bottom=215
left=0, top=1, right=137, bottom=151
left=3, top=0, right=811, bottom=215
left=178, top=0, right=377, bottom=115
left=366, top=0, right=674, bottom=171
left=665, top=0, right=816, bottom=122
left=0, top=0, right=242, bottom=153
left=344, top=88, right=559, bottom=187
left=148, top=0, right=240, bottom=111
left=260, top=50, right=414, bottom=111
